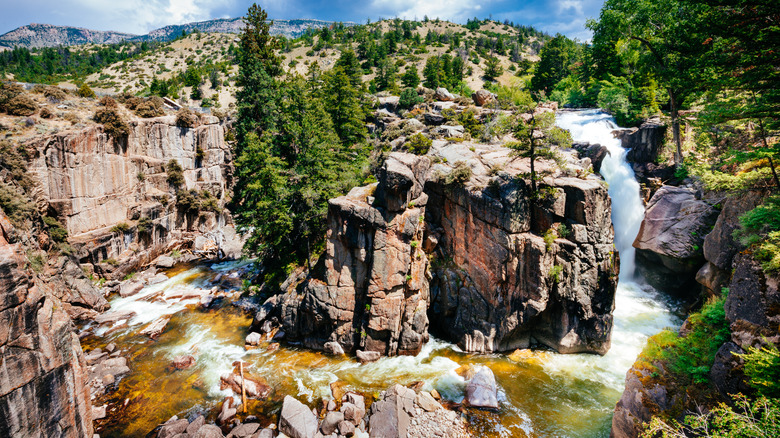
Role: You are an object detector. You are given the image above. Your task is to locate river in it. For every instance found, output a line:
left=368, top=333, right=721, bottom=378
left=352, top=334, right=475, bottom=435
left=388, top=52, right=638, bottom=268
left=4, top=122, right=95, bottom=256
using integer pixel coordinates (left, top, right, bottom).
left=83, top=110, right=683, bottom=437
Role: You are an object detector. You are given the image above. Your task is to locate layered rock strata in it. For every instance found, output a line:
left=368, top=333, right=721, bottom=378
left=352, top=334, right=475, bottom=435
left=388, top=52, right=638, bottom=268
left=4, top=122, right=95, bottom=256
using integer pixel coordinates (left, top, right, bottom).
left=0, top=212, right=93, bottom=438
left=27, top=115, right=237, bottom=277
left=261, top=141, right=618, bottom=356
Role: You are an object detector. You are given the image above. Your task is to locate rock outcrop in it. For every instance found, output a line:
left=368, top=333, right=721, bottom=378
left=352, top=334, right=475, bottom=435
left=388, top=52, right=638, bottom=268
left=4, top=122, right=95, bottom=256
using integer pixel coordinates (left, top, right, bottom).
left=633, top=185, right=719, bottom=294
left=27, top=115, right=239, bottom=277
left=426, top=143, right=617, bottom=354
left=615, top=119, right=666, bottom=164
left=0, top=211, right=93, bottom=438
left=274, top=153, right=431, bottom=356
left=260, top=140, right=617, bottom=357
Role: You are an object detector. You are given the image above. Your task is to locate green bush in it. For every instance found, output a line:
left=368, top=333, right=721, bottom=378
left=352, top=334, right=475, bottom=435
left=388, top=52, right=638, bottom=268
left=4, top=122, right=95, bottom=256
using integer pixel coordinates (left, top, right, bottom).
left=399, top=87, right=423, bottom=109
left=549, top=264, right=563, bottom=283
left=639, top=296, right=730, bottom=385
left=166, top=160, right=185, bottom=187
left=406, top=132, right=432, bottom=155
left=739, top=342, right=780, bottom=398
left=444, top=161, right=472, bottom=185
left=137, top=216, right=152, bottom=234
left=735, top=196, right=780, bottom=273
left=42, top=216, right=68, bottom=243
left=93, top=106, right=130, bottom=138
left=134, top=99, right=164, bottom=118
left=110, top=222, right=130, bottom=233
left=175, top=188, right=201, bottom=213
left=175, top=107, right=199, bottom=128
left=0, top=182, right=35, bottom=227
left=77, top=83, right=96, bottom=98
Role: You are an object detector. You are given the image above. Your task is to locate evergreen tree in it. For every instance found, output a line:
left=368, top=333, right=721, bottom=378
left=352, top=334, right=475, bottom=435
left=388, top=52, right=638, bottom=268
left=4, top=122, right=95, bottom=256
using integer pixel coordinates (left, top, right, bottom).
left=529, top=34, right=579, bottom=94
left=325, top=66, right=366, bottom=145
left=402, top=64, right=420, bottom=88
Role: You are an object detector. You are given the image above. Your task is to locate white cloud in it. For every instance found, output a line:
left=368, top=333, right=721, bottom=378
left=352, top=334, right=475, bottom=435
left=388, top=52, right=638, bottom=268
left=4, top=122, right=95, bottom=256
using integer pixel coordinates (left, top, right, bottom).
left=368, top=0, right=491, bottom=22
left=72, top=0, right=235, bottom=34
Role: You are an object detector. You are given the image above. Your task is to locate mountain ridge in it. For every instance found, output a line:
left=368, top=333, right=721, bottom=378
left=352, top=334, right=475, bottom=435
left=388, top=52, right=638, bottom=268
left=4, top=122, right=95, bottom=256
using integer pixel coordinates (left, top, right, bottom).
left=0, top=18, right=345, bottom=49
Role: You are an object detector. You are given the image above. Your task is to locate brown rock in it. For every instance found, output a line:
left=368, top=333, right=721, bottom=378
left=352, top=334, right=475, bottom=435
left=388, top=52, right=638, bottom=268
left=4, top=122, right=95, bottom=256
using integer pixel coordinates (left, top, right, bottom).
left=169, top=355, right=196, bottom=371
left=472, top=89, right=495, bottom=106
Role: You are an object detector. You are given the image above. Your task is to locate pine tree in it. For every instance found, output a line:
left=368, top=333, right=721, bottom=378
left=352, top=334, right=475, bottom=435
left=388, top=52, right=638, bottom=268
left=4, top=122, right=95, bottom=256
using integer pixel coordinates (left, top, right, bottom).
left=325, top=66, right=367, bottom=146
left=402, top=64, right=420, bottom=88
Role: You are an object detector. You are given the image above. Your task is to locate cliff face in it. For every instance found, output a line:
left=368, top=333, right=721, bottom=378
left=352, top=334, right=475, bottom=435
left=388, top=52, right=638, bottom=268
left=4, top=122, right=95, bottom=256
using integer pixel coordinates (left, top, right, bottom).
left=27, top=115, right=236, bottom=275
left=261, top=141, right=618, bottom=357
left=0, top=212, right=92, bottom=438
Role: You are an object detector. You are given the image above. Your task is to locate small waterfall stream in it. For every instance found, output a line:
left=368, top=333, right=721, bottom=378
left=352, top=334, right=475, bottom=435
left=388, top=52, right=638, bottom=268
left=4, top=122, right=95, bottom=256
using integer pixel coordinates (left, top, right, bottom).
left=85, top=110, right=683, bottom=438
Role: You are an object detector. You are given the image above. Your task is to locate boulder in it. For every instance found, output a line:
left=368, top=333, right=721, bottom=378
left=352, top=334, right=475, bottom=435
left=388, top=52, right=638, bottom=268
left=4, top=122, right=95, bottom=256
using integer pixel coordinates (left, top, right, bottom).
left=416, top=391, right=442, bottom=412
left=226, top=422, right=260, bottom=438
left=324, top=341, right=345, bottom=356
left=120, top=280, right=145, bottom=297
left=155, top=255, right=176, bottom=268
left=245, top=332, right=262, bottom=346
left=464, top=367, right=499, bottom=410
left=169, top=355, right=196, bottom=370
left=633, top=185, right=719, bottom=294
left=615, top=119, right=666, bottom=164
left=434, top=87, right=455, bottom=102
left=571, top=142, right=608, bottom=173
left=194, top=425, right=225, bottom=438
left=703, top=190, right=764, bottom=270
left=432, top=125, right=465, bottom=138
left=472, top=89, right=495, bottom=106
left=140, top=315, right=172, bottom=339
left=367, top=384, right=417, bottom=438
left=218, top=397, right=237, bottom=425
left=187, top=416, right=206, bottom=435
left=279, top=395, right=318, bottom=438
left=158, top=419, right=189, bottom=438
left=147, top=273, right=169, bottom=285
left=423, top=113, right=446, bottom=125
left=356, top=350, right=381, bottom=364
left=321, top=411, right=345, bottom=435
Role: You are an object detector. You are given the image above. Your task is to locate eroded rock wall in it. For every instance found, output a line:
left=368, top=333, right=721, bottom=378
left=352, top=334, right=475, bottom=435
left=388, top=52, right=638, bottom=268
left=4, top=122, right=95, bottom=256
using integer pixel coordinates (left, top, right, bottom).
left=264, top=143, right=618, bottom=357
left=0, top=212, right=92, bottom=438
left=27, top=115, right=236, bottom=274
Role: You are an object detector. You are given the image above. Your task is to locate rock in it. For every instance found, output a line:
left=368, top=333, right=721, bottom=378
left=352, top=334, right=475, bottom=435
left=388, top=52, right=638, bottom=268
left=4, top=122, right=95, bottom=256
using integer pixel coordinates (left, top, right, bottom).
left=432, top=125, right=465, bottom=138
left=341, top=402, right=365, bottom=426
left=356, top=350, right=381, bottom=364
left=253, top=429, right=274, bottom=438
left=725, top=253, right=780, bottom=348
left=424, top=113, right=446, bottom=125
left=472, top=89, right=495, bottom=106
left=324, top=341, right=345, bottom=356
left=695, top=262, right=731, bottom=297
left=367, top=384, right=417, bottom=438
left=218, top=397, right=237, bottom=425
left=615, top=119, right=666, bottom=164
left=702, top=190, right=764, bottom=270
left=147, top=273, right=169, bottom=285
left=226, top=422, right=260, bottom=438
left=327, top=399, right=337, bottom=411
left=187, top=416, right=206, bottom=435
left=194, top=424, right=226, bottom=438
left=220, top=372, right=272, bottom=399
left=158, top=419, right=189, bottom=438
left=92, top=405, right=107, bottom=420
left=416, top=391, right=442, bottom=412
left=155, top=256, right=176, bottom=268
left=321, top=411, right=345, bottom=435
left=633, top=185, right=719, bottom=294
left=120, top=280, right=145, bottom=297
left=434, top=87, right=455, bottom=102
left=0, top=211, right=93, bottom=438
left=169, top=355, right=196, bottom=370
left=571, top=142, right=608, bottom=173
left=279, top=395, right=319, bottom=438
left=611, top=366, right=668, bottom=438
left=464, top=367, right=499, bottom=410
left=245, top=332, right=263, bottom=346
left=140, top=315, right=172, bottom=339
left=339, top=420, right=356, bottom=436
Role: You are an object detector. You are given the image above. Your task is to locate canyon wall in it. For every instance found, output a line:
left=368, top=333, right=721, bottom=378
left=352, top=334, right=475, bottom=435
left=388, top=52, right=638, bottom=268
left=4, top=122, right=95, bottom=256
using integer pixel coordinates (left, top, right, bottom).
left=0, top=211, right=93, bottom=438
left=260, top=142, right=618, bottom=357
left=27, top=115, right=237, bottom=275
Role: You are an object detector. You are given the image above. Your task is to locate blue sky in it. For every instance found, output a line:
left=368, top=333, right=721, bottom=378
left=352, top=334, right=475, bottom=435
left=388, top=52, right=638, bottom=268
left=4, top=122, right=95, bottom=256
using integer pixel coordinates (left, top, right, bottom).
left=1, top=0, right=605, bottom=41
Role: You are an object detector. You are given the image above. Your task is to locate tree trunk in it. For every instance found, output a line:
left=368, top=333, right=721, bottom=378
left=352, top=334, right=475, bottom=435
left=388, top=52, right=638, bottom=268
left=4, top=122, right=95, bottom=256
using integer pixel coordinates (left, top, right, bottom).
left=530, top=139, right=537, bottom=195
left=757, top=117, right=780, bottom=191
left=669, top=90, right=682, bottom=166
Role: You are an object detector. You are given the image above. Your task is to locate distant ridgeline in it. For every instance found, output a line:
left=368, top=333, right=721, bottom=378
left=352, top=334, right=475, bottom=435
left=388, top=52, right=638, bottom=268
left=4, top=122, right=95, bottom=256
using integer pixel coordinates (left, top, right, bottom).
left=0, top=18, right=342, bottom=50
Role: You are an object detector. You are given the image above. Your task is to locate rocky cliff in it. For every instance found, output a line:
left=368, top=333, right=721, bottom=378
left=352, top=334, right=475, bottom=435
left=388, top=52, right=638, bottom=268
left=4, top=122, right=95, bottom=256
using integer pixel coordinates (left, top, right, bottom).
left=27, top=114, right=237, bottom=277
left=0, top=211, right=93, bottom=438
left=258, top=139, right=618, bottom=357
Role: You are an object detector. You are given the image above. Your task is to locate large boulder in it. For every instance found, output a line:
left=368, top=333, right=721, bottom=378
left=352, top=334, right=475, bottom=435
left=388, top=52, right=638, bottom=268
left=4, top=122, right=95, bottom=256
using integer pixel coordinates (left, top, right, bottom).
left=472, top=89, right=495, bottom=106
left=279, top=395, right=318, bottom=438
left=615, top=119, right=666, bottom=164
left=434, top=87, right=455, bottom=102
left=633, top=185, right=719, bottom=294
left=367, top=384, right=417, bottom=438
left=464, top=367, right=499, bottom=409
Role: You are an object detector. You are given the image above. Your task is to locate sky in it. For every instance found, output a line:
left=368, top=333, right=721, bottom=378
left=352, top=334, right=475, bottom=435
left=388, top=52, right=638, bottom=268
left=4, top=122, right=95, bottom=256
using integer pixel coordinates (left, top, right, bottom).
left=0, top=0, right=605, bottom=41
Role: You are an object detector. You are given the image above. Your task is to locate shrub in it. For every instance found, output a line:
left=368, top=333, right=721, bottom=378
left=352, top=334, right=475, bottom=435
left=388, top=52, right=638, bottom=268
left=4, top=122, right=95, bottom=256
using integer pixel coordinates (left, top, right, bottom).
left=93, top=106, right=129, bottom=138
left=77, top=83, right=96, bottom=98
left=0, top=182, right=35, bottom=227
left=549, top=265, right=563, bottom=283
left=134, top=100, right=164, bottom=118
left=175, top=188, right=201, bottom=212
left=200, top=190, right=220, bottom=212
left=0, top=82, right=24, bottom=112
left=39, top=107, right=53, bottom=119
left=166, top=160, right=185, bottom=187
left=176, top=107, right=199, bottom=128
left=399, top=87, right=423, bottom=109
left=406, top=133, right=432, bottom=155
left=543, top=228, right=557, bottom=250
left=6, top=94, right=37, bottom=116
left=42, top=215, right=68, bottom=243
left=137, top=216, right=152, bottom=234
left=111, top=222, right=130, bottom=233
left=444, top=161, right=472, bottom=185
left=738, top=342, right=780, bottom=398
left=43, top=86, right=66, bottom=103
left=99, top=95, right=118, bottom=108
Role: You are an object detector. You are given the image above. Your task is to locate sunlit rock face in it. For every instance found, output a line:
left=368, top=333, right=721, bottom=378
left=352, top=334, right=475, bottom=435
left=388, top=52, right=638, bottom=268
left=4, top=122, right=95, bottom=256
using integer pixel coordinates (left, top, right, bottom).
left=0, top=212, right=92, bottom=438
left=265, top=142, right=618, bottom=357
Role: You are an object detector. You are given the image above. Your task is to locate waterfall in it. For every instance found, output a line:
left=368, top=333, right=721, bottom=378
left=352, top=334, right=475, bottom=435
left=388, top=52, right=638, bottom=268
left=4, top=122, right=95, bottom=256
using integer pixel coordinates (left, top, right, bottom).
left=556, top=109, right=645, bottom=279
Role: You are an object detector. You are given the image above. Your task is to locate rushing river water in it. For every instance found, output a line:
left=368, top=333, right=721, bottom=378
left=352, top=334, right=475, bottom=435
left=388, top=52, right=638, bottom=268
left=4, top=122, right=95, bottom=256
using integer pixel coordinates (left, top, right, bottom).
left=83, top=110, right=683, bottom=437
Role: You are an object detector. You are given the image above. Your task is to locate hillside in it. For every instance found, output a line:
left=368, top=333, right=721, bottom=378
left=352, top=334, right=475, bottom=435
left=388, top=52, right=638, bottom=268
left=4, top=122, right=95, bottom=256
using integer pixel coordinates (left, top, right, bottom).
left=77, top=18, right=546, bottom=108
left=0, top=18, right=341, bottom=49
